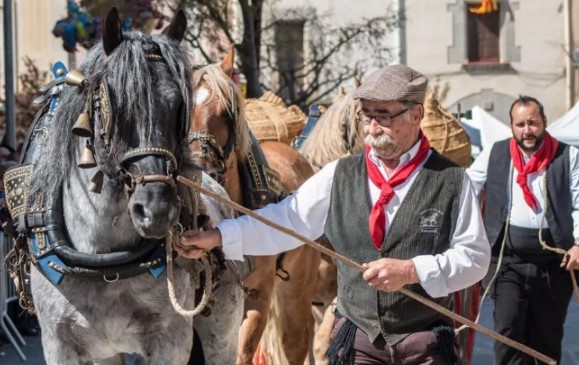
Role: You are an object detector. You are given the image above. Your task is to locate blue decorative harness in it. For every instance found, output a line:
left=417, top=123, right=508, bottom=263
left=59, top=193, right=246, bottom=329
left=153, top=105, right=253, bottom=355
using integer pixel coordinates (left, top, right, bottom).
left=4, top=62, right=168, bottom=287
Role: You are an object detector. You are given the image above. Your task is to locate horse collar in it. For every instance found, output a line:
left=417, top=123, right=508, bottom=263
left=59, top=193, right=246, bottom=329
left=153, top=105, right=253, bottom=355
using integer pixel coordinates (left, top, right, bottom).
left=4, top=166, right=168, bottom=285
left=25, top=198, right=168, bottom=285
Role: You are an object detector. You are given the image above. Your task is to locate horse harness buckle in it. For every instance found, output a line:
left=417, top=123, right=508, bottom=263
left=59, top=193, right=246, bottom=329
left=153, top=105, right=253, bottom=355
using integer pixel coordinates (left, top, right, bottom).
left=4, top=237, right=35, bottom=314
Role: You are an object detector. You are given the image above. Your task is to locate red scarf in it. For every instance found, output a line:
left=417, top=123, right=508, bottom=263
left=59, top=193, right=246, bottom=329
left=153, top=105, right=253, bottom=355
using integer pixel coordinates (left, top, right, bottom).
left=509, top=133, right=559, bottom=211
left=366, top=133, right=431, bottom=249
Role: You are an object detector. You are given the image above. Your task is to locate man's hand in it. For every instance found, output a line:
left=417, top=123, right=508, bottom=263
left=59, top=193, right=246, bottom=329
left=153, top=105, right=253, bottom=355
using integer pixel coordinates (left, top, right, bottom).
left=175, top=229, right=222, bottom=259
left=561, top=245, right=579, bottom=271
left=362, top=258, right=419, bottom=292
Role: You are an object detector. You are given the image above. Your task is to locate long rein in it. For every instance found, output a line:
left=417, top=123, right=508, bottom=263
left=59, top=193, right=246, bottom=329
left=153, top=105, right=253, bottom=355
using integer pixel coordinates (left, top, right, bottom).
left=165, top=230, right=213, bottom=317
left=174, top=174, right=557, bottom=365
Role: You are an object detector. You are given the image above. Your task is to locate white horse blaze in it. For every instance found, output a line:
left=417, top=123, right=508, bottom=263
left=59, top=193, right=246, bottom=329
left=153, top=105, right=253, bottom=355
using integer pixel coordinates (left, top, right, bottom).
left=195, top=87, right=210, bottom=106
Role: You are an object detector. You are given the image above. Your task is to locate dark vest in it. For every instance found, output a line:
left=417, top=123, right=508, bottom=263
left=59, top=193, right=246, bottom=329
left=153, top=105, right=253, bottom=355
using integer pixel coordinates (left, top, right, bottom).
left=484, top=139, right=573, bottom=249
left=324, top=150, right=463, bottom=345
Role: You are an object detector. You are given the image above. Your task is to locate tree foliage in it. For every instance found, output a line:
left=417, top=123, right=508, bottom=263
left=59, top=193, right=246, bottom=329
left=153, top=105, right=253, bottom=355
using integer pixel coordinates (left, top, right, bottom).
left=0, top=57, right=49, bottom=144
left=75, top=0, right=399, bottom=108
left=80, top=0, right=166, bottom=32
left=172, top=0, right=398, bottom=107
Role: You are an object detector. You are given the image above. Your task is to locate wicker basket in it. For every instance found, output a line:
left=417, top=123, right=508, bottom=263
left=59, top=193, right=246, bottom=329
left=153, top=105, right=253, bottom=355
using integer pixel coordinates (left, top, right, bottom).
left=421, top=90, right=472, bottom=167
left=244, top=91, right=306, bottom=145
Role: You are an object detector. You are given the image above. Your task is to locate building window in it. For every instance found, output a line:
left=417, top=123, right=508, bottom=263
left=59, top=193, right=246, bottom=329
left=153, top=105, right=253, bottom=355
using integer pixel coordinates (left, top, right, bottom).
left=467, top=6, right=500, bottom=63
left=275, top=19, right=305, bottom=102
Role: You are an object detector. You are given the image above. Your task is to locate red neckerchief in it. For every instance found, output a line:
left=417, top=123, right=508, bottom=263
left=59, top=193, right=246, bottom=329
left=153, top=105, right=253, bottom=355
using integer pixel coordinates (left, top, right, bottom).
left=366, top=133, right=431, bottom=249
left=509, top=132, right=559, bottom=211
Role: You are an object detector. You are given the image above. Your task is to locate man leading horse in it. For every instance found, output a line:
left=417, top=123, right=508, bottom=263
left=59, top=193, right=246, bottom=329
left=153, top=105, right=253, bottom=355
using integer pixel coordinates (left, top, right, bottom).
left=178, top=64, right=490, bottom=365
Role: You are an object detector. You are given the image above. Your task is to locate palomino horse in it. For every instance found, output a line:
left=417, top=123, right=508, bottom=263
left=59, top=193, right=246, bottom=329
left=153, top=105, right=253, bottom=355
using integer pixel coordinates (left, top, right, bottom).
left=187, top=47, right=320, bottom=365
left=3, top=9, right=227, bottom=364
left=299, top=91, right=364, bottom=172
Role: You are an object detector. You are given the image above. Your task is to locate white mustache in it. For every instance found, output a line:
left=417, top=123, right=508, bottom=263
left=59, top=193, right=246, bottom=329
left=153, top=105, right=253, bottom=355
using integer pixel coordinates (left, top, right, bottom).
left=364, top=133, right=396, bottom=149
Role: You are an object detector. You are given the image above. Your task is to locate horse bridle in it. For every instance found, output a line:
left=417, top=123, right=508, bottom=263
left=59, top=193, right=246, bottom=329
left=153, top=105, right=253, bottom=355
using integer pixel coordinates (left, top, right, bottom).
left=1, top=52, right=190, bottom=295
left=187, top=69, right=237, bottom=183
left=79, top=53, right=186, bottom=194
left=118, top=146, right=179, bottom=192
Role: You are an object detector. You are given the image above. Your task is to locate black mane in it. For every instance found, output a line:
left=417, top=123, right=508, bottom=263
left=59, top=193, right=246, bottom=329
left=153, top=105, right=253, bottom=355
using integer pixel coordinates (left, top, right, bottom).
left=31, top=31, right=192, bottom=202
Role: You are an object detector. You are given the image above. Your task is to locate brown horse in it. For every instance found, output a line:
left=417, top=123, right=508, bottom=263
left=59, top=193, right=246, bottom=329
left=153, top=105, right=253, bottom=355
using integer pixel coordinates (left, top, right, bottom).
left=187, top=48, right=320, bottom=365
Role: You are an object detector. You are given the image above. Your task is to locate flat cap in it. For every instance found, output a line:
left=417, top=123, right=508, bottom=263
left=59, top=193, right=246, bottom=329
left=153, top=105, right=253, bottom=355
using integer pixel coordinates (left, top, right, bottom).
left=354, top=64, right=428, bottom=104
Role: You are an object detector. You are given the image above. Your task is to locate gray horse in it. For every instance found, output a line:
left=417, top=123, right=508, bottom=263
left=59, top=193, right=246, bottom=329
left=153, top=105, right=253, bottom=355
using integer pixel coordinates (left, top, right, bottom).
left=23, top=8, right=208, bottom=365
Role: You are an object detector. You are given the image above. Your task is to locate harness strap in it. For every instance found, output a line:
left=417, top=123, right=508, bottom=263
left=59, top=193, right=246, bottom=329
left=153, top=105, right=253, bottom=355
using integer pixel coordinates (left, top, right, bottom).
left=187, top=131, right=226, bottom=161
left=275, top=252, right=290, bottom=281
left=292, top=104, right=321, bottom=150
left=239, top=132, right=285, bottom=209
left=120, top=147, right=178, bottom=172
left=129, top=174, right=176, bottom=189
left=44, top=245, right=166, bottom=282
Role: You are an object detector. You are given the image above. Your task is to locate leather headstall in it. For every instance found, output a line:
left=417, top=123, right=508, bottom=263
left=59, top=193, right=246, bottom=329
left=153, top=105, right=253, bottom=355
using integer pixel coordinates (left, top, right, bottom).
left=1, top=56, right=185, bottom=288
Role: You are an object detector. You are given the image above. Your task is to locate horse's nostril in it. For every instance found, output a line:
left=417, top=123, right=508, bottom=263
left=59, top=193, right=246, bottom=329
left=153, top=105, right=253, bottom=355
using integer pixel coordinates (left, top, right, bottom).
left=131, top=203, right=151, bottom=226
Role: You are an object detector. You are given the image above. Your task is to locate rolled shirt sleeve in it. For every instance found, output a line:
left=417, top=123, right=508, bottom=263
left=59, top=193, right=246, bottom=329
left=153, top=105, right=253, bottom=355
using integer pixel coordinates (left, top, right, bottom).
left=412, top=172, right=491, bottom=298
left=465, top=145, right=491, bottom=197
left=217, top=157, right=490, bottom=299
left=217, top=160, right=338, bottom=260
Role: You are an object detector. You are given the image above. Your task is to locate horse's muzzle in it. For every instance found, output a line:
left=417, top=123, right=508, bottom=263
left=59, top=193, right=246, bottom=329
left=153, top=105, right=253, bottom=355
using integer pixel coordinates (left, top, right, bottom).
left=120, top=147, right=181, bottom=238
left=129, top=183, right=180, bottom=238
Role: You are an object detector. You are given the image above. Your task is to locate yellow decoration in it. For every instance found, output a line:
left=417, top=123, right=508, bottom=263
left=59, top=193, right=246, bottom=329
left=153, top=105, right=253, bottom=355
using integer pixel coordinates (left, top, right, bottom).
left=469, top=0, right=498, bottom=14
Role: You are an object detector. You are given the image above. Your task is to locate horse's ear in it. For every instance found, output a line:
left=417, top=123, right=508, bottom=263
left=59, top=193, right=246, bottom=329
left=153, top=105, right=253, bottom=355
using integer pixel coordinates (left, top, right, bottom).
left=354, top=75, right=361, bottom=88
left=162, top=10, right=187, bottom=43
left=334, top=86, right=346, bottom=102
left=103, top=7, right=123, bottom=56
left=221, top=45, right=235, bottom=79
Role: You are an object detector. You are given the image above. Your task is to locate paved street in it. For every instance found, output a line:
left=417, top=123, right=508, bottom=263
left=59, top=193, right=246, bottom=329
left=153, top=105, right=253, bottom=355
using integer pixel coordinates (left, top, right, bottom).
left=1, top=298, right=579, bottom=364
left=472, top=299, right=579, bottom=365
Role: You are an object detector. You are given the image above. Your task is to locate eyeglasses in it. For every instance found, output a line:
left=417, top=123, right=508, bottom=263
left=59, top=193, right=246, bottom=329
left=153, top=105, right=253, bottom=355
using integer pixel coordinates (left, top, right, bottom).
left=360, top=108, right=409, bottom=127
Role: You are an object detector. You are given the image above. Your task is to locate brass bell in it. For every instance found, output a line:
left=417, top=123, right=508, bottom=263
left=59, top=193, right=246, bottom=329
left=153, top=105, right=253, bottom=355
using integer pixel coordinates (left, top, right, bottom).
left=72, top=112, right=93, bottom=137
left=88, top=170, right=104, bottom=193
left=65, top=70, right=88, bottom=88
left=78, top=141, right=97, bottom=168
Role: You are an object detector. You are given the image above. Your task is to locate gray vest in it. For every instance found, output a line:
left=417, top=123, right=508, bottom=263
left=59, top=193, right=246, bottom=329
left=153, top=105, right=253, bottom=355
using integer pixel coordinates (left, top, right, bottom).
left=325, top=151, right=462, bottom=345
left=484, top=139, right=573, bottom=249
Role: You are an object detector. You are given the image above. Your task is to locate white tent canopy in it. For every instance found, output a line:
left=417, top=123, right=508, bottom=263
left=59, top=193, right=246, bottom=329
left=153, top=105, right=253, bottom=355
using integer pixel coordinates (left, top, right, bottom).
left=547, top=101, right=579, bottom=147
left=463, top=106, right=511, bottom=149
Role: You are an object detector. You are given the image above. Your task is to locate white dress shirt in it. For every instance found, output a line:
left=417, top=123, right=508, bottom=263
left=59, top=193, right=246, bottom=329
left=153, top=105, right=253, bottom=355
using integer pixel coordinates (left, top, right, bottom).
left=466, top=141, right=579, bottom=239
left=217, top=139, right=491, bottom=298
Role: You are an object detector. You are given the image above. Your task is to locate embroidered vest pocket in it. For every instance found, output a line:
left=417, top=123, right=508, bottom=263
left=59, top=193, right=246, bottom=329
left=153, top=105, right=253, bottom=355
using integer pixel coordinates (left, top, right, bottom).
left=418, top=209, right=443, bottom=234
